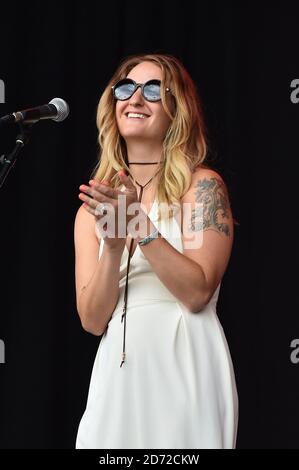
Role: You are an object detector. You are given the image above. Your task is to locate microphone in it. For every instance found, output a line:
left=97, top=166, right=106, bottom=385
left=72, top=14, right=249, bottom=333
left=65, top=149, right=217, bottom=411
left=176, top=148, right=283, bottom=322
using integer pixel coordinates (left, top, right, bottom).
left=0, top=98, right=69, bottom=125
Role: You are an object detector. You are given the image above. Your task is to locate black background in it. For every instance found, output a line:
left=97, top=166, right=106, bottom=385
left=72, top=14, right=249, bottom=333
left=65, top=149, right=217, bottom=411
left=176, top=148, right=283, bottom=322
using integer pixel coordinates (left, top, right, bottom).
left=0, top=2, right=298, bottom=449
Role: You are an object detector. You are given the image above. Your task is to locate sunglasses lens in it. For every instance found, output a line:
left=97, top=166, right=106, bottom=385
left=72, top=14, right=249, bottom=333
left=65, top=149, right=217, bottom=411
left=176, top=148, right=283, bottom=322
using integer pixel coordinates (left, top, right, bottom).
left=143, top=80, right=161, bottom=101
left=114, top=79, right=135, bottom=100
left=113, top=79, right=163, bottom=101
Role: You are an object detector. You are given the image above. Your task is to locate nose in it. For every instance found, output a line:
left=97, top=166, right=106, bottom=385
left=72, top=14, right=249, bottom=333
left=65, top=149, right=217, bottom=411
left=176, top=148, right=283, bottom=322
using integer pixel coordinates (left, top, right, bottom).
left=128, top=86, right=144, bottom=106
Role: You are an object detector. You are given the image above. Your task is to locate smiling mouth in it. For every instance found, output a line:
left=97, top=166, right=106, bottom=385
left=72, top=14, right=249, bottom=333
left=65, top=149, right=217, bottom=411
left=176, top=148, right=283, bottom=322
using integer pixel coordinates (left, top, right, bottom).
left=125, top=112, right=150, bottom=119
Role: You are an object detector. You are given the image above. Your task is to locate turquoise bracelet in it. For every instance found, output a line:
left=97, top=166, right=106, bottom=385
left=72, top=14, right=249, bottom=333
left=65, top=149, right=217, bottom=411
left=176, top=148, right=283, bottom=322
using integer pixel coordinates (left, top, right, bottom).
left=138, top=228, right=160, bottom=246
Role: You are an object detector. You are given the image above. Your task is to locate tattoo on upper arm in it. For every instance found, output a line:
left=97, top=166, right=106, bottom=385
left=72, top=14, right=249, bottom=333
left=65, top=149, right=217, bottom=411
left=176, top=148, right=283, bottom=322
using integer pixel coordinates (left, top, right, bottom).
left=189, top=177, right=231, bottom=236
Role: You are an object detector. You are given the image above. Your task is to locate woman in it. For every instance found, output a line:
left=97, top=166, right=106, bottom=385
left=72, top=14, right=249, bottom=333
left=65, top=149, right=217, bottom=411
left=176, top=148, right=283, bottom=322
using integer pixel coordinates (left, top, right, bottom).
left=74, top=53, right=238, bottom=449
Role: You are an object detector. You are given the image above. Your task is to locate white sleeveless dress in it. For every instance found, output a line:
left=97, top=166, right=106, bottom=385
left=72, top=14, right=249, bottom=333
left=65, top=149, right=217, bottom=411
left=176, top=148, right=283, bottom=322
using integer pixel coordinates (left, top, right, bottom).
left=76, top=196, right=238, bottom=449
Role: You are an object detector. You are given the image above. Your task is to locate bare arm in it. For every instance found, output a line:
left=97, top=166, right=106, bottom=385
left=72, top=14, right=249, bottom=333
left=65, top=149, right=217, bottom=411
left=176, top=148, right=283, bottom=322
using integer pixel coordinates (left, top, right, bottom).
left=74, top=204, right=124, bottom=335
left=135, top=169, right=234, bottom=313
left=136, top=234, right=209, bottom=312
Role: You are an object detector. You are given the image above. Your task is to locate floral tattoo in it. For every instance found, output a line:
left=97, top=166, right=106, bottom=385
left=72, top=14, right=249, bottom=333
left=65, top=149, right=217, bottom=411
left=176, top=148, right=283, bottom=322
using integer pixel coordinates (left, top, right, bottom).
left=189, top=177, right=231, bottom=236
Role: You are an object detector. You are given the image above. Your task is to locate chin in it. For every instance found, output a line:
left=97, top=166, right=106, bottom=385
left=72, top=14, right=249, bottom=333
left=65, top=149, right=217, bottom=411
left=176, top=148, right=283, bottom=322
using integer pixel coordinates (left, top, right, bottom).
left=119, top=130, right=149, bottom=140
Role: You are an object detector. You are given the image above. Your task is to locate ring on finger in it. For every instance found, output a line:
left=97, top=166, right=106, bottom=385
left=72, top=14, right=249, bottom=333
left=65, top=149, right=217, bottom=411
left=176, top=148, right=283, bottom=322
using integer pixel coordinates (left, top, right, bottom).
left=95, top=202, right=108, bottom=216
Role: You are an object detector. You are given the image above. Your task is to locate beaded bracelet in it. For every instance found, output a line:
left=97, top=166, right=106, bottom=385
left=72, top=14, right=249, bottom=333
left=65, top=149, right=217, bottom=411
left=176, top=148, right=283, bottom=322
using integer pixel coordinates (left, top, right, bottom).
left=138, top=228, right=160, bottom=246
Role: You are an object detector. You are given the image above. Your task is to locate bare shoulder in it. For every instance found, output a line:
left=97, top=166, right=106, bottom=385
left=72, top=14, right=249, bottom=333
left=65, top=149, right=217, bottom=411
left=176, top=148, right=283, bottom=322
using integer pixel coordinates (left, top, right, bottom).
left=74, top=203, right=99, bottom=244
left=75, top=202, right=93, bottom=223
left=190, top=166, right=227, bottom=190
left=184, top=166, right=230, bottom=200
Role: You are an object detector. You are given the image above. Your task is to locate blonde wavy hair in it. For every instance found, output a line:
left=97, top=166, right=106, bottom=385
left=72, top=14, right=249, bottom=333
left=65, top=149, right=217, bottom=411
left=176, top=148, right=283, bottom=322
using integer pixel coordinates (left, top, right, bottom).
left=92, top=53, right=210, bottom=221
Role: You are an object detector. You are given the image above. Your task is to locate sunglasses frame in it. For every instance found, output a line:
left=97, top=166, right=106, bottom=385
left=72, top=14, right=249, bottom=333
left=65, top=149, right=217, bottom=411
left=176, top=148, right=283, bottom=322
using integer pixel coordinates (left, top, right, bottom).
left=111, top=78, right=171, bottom=102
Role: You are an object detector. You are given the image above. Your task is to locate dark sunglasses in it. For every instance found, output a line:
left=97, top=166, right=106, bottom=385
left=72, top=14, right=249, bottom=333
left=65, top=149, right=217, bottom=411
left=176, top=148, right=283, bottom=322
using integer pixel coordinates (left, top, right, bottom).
left=111, top=78, right=170, bottom=102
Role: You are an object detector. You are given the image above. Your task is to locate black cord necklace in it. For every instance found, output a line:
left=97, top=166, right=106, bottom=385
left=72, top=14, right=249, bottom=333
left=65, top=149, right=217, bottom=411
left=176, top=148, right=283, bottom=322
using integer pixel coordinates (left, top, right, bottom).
left=120, top=162, right=163, bottom=367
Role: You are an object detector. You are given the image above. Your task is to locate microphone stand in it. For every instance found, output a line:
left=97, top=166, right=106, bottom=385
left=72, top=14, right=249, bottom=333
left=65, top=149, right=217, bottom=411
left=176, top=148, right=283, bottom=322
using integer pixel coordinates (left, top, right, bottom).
left=0, top=122, right=33, bottom=189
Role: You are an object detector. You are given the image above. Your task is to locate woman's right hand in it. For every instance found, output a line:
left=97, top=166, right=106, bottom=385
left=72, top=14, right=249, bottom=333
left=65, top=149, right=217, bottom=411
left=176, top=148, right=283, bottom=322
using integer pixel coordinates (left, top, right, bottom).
left=78, top=174, right=137, bottom=253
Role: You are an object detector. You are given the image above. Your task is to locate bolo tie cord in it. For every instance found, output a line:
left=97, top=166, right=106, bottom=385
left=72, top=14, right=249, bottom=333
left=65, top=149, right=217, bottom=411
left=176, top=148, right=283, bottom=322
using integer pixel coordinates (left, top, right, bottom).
left=119, top=162, right=163, bottom=367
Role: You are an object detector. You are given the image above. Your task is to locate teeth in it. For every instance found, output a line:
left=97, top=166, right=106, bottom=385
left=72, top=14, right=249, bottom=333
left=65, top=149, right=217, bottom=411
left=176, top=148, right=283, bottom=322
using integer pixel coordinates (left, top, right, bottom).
left=127, top=113, right=146, bottom=119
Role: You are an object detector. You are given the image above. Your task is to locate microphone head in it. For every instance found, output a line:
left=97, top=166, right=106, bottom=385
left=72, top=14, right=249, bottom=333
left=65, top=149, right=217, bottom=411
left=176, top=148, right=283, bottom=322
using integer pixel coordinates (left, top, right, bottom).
left=49, top=98, right=69, bottom=122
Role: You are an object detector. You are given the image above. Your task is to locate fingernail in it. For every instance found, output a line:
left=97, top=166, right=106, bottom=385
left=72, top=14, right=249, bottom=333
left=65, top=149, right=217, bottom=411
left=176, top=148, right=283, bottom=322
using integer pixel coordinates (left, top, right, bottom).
left=119, top=170, right=126, bottom=177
